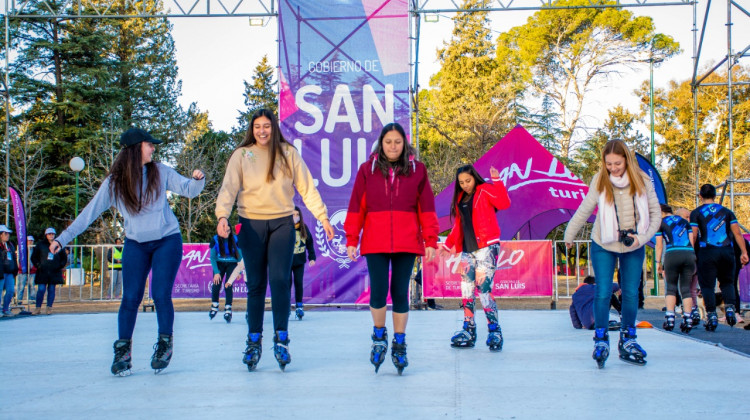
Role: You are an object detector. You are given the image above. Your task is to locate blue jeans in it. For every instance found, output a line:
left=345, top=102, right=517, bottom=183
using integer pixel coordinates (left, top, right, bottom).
left=589, top=241, right=645, bottom=329
left=119, top=233, right=182, bottom=339
left=18, top=274, right=35, bottom=301
left=1, top=273, right=16, bottom=312
left=36, top=284, right=56, bottom=307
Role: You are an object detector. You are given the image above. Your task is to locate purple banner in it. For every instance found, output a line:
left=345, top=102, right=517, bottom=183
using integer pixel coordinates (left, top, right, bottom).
left=8, top=187, right=28, bottom=273
left=277, top=0, right=409, bottom=303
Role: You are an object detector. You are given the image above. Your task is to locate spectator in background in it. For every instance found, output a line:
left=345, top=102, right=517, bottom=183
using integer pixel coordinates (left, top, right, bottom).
left=690, top=184, right=749, bottom=330
left=17, top=235, right=36, bottom=304
left=31, top=228, right=67, bottom=315
left=570, top=276, right=621, bottom=330
left=0, top=225, right=18, bottom=317
left=674, top=207, right=702, bottom=325
left=107, top=238, right=124, bottom=299
left=290, top=206, right=315, bottom=320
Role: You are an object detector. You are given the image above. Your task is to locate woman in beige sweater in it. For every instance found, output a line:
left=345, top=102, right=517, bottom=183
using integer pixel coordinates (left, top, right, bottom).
left=564, top=139, right=660, bottom=368
left=216, top=108, right=333, bottom=372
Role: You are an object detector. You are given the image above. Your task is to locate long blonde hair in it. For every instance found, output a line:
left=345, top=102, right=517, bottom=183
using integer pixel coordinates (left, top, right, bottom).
left=595, top=139, right=646, bottom=203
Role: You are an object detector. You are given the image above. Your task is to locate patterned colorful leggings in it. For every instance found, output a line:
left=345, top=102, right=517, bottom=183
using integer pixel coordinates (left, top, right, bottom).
left=460, top=244, right=500, bottom=326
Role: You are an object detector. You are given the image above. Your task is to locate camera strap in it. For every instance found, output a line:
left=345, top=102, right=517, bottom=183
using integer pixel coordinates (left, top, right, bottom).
left=613, top=195, right=637, bottom=233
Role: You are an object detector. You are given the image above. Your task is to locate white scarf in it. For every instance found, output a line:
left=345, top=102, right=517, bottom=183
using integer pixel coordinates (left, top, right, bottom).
left=598, top=172, right=650, bottom=244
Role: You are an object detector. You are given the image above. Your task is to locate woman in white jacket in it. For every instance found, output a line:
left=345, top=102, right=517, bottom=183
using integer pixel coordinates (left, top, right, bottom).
left=564, top=139, right=660, bottom=368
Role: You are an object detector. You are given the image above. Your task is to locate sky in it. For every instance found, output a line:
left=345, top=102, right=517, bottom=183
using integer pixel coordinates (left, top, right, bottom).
left=169, top=2, right=749, bottom=136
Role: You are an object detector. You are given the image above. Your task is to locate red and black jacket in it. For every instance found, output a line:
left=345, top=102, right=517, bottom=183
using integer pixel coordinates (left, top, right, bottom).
left=345, top=157, right=439, bottom=255
left=443, top=178, right=511, bottom=253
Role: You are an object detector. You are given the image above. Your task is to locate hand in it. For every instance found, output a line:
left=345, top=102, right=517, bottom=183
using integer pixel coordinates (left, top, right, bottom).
left=741, top=253, right=749, bottom=266
left=322, top=219, right=334, bottom=241
left=424, top=247, right=436, bottom=262
left=627, top=234, right=640, bottom=248
left=49, top=240, right=61, bottom=254
left=213, top=274, right=221, bottom=285
left=308, top=260, right=316, bottom=267
left=347, top=246, right=358, bottom=261
left=217, top=218, right=230, bottom=238
left=490, top=166, right=499, bottom=179
left=565, top=242, right=573, bottom=249
left=192, top=170, right=205, bottom=180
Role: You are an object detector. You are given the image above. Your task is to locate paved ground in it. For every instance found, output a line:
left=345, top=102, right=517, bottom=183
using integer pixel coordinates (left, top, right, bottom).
left=1, top=309, right=748, bottom=419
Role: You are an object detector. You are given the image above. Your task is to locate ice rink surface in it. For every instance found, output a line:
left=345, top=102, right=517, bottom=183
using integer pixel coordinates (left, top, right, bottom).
left=2, top=309, right=749, bottom=419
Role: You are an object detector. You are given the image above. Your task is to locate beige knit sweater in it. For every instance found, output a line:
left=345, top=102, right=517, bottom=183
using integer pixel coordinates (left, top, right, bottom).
left=563, top=171, right=661, bottom=253
left=215, top=143, right=328, bottom=222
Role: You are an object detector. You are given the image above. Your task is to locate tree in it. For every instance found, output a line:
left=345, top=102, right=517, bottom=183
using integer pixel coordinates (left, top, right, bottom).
left=1, top=0, right=187, bottom=241
left=418, top=0, right=521, bottom=192
left=173, top=105, right=235, bottom=242
left=235, top=54, right=277, bottom=138
left=634, top=65, right=750, bottom=219
left=496, top=0, right=680, bottom=160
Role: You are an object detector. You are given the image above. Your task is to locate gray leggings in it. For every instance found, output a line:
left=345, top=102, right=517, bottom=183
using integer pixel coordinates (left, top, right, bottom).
left=663, top=250, right=696, bottom=298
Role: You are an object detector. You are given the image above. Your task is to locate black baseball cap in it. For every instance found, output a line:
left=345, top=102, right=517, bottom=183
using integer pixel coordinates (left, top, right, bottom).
left=120, top=128, right=163, bottom=147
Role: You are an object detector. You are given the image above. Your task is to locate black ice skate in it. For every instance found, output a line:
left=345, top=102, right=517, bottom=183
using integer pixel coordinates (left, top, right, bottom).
left=486, top=323, right=503, bottom=352
left=679, top=314, right=692, bottom=334
left=243, top=333, right=262, bottom=371
left=209, top=302, right=219, bottom=320
left=391, top=333, right=408, bottom=375
left=690, top=307, right=701, bottom=326
left=370, top=326, right=388, bottom=373
left=592, top=328, right=609, bottom=369
left=224, top=305, right=232, bottom=323
left=273, top=331, right=291, bottom=371
left=705, top=312, right=718, bottom=331
left=618, top=327, right=647, bottom=366
left=450, top=321, right=476, bottom=348
left=725, top=305, right=737, bottom=327
left=151, top=334, right=173, bottom=374
left=111, top=339, right=132, bottom=376
left=663, top=313, right=675, bottom=331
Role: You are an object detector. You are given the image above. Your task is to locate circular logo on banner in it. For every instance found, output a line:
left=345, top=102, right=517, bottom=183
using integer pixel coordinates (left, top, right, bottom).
left=316, top=209, right=356, bottom=268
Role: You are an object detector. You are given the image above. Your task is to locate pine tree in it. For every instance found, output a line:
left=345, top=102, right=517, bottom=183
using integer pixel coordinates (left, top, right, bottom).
left=235, top=54, right=277, bottom=137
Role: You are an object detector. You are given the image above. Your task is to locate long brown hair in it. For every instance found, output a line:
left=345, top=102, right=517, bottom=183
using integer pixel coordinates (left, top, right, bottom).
left=595, top=139, right=646, bottom=204
left=450, top=164, right=486, bottom=219
left=108, top=143, right=160, bottom=214
left=294, top=206, right=308, bottom=241
left=234, top=108, right=292, bottom=182
left=372, top=122, right=416, bottom=178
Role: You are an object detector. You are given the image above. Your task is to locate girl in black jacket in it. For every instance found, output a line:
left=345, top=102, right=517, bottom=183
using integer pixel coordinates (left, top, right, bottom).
left=291, top=207, right=316, bottom=320
left=31, top=230, right=68, bottom=315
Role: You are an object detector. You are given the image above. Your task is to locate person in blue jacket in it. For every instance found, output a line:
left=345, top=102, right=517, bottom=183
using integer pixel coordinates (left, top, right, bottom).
left=209, top=225, right=243, bottom=323
left=50, top=128, right=205, bottom=376
left=570, top=276, right=621, bottom=330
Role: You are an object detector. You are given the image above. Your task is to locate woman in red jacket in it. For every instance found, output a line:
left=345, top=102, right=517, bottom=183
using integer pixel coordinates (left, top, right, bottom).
left=442, top=164, right=510, bottom=351
left=345, top=122, right=438, bottom=375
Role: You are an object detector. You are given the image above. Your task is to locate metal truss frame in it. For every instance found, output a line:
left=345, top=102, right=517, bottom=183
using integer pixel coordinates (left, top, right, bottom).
left=690, top=0, right=750, bottom=210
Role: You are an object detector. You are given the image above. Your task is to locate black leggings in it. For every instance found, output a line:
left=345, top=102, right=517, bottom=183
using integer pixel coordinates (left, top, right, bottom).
left=365, top=253, right=416, bottom=313
left=663, top=250, right=696, bottom=298
left=237, top=216, right=295, bottom=334
left=290, top=264, right=305, bottom=304
left=697, top=247, right=736, bottom=312
left=211, top=261, right=237, bottom=305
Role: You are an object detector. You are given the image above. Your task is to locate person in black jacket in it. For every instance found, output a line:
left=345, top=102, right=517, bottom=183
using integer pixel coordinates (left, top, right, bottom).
left=31, top=228, right=67, bottom=315
left=0, top=225, right=18, bottom=317
left=290, top=207, right=315, bottom=320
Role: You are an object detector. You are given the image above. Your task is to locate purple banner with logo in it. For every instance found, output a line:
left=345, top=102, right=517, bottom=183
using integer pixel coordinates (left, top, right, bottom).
left=277, top=0, right=410, bottom=303
left=9, top=187, right=28, bottom=273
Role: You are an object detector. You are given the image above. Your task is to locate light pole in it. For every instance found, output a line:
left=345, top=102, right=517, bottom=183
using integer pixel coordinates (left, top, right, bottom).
left=69, top=157, right=85, bottom=266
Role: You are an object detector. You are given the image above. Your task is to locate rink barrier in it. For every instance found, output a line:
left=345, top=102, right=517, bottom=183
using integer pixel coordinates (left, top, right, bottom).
left=10, top=241, right=695, bottom=307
